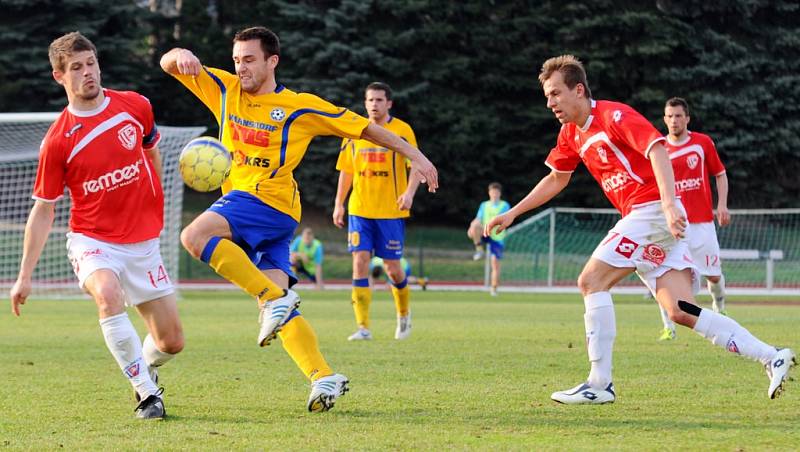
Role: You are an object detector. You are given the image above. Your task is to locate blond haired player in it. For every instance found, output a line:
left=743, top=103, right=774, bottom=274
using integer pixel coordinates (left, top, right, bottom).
left=333, top=82, right=419, bottom=341
left=10, top=32, right=184, bottom=419
left=486, top=55, right=794, bottom=404
left=657, top=97, right=730, bottom=341
left=161, top=28, right=437, bottom=412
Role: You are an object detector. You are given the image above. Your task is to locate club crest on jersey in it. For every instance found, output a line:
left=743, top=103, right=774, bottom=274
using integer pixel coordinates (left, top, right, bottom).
left=117, top=124, right=137, bottom=150
left=687, top=154, right=699, bottom=169
left=642, top=243, right=666, bottom=266
left=270, top=108, right=286, bottom=122
left=615, top=236, right=639, bottom=258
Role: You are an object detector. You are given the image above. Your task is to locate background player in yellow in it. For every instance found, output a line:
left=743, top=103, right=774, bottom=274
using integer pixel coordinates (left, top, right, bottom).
left=333, top=82, right=421, bottom=341
left=161, top=28, right=438, bottom=412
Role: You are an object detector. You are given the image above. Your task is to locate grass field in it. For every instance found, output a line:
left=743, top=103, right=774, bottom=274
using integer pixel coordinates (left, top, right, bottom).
left=2, top=290, right=799, bottom=450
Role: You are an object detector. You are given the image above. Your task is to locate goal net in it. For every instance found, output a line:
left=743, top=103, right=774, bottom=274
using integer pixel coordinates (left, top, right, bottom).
left=500, top=207, right=800, bottom=295
left=0, top=113, right=204, bottom=297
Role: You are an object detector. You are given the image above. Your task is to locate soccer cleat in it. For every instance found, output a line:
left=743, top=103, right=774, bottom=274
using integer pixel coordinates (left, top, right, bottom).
left=258, top=289, right=301, bottom=347
left=658, top=327, right=676, bottom=341
left=307, top=373, right=349, bottom=413
left=551, top=382, right=616, bottom=405
left=134, top=366, right=160, bottom=403
left=766, top=348, right=796, bottom=399
left=472, top=248, right=484, bottom=261
left=395, top=313, right=412, bottom=340
left=712, top=297, right=726, bottom=314
left=418, top=277, right=428, bottom=291
left=134, top=388, right=165, bottom=420
left=347, top=328, right=373, bottom=341
left=489, top=287, right=498, bottom=297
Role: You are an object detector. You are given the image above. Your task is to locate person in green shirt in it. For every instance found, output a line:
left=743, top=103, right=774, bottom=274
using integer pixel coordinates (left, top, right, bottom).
left=467, top=182, right=510, bottom=296
left=290, top=228, right=324, bottom=290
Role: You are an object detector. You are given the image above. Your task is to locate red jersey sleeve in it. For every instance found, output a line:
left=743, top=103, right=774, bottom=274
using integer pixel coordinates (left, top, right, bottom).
left=606, top=106, right=665, bottom=159
left=702, top=135, right=726, bottom=176
left=32, top=130, right=67, bottom=202
left=136, top=94, right=161, bottom=150
left=545, top=126, right=580, bottom=172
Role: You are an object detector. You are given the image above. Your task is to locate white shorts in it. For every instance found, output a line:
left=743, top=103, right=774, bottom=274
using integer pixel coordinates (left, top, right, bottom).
left=591, top=202, right=699, bottom=296
left=686, top=222, right=722, bottom=277
left=66, top=232, right=174, bottom=306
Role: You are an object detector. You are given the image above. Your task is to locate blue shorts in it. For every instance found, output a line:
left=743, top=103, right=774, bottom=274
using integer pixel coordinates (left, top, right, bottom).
left=208, top=190, right=299, bottom=286
left=482, top=236, right=504, bottom=259
left=348, top=215, right=405, bottom=259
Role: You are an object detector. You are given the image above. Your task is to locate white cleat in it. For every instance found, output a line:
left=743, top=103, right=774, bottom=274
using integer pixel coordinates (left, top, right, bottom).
left=258, top=289, right=301, bottom=347
left=766, top=348, right=796, bottom=399
left=551, top=382, right=616, bottom=405
left=395, top=313, right=412, bottom=340
left=307, top=373, right=349, bottom=412
left=347, top=328, right=373, bottom=341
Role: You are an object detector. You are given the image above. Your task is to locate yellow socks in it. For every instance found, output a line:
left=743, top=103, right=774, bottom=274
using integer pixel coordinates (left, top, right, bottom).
left=351, top=278, right=372, bottom=328
left=201, top=237, right=283, bottom=302
left=278, top=316, right=333, bottom=381
left=391, top=277, right=410, bottom=316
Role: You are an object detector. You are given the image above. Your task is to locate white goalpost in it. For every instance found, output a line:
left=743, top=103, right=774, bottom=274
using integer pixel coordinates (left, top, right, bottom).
left=0, top=112, right=204, bottom=297
left=494, top=207, right=800, bottom=296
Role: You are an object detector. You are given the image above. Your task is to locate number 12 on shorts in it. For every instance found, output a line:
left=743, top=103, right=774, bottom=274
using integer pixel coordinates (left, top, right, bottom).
left=147, top=264, right=170, bottom=288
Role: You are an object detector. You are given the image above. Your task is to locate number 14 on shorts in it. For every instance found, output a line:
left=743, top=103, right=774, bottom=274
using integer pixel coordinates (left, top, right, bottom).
left=147, top=264, right=170, bottom=288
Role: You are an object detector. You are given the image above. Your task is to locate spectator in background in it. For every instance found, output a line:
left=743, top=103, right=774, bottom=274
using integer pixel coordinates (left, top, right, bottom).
left=290, top=227, right=324, bottom=290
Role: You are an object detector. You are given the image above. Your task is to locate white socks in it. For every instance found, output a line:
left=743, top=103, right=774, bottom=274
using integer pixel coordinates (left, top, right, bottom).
left=584, top=292, right=616, bottom=389
left=99, top=313, right=159, bottom=398
left=143, top=334, right=176, bottom=369
left=708, top=275, right=726, bottom=310
left=659, top=306, right=675, bottom=331
left=693, top=309, right=777, bottom=365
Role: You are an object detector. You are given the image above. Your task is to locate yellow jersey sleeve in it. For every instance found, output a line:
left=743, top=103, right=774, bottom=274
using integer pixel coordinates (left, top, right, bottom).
left=336, top=139, right=355, bottom=174
left=168, top=67, right=238, bottom=124
left=292, top=93, right=369, bottom=140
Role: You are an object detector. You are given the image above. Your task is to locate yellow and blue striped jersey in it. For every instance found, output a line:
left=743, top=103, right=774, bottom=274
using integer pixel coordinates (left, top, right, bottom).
left=336, top=116, right=418, bottom=219
left=170, top=67, right=370, bottom=221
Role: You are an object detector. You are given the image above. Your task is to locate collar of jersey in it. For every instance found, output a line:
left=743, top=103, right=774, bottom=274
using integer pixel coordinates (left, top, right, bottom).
left=579, top=99, right=597, bottom=132
left=667, top=131, right=692, bottom=146
left=68, top=90, right=111, bottom=117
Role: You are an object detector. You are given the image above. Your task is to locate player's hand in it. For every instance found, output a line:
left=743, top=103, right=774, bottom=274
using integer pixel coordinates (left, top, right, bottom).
left=410, top=156, right=438, bottom=193
left=176, top=49, right=202, bottom=76
left=716, top=205, right=731, bottom=227
left=10, top=277, right=31, bottom=317
left=332, top=204, right=346, bottom=229
left=397, top=191, right=414, bottom=211
left=664, top=203, right=687, bottom=239
left=484, top=212, right=515, bottom=237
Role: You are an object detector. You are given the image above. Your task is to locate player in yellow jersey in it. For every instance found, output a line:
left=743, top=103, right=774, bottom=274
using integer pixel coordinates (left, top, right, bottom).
left=333, top=82, right=420, bottom=341
left=160, top=27, right=438, bottom=412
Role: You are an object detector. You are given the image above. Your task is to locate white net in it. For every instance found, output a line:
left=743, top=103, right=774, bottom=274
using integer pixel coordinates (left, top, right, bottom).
left=501, top=207, right=800, bottom=294
left=0, top=113, right=204, bottom=297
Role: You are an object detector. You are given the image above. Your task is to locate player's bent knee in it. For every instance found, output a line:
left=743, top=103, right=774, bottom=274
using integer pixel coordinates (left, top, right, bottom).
left=180, top=226, right=205, bottom=258
left=160, top=334, right=184, bottom=354
left=93, top=287, right=125, bottom=317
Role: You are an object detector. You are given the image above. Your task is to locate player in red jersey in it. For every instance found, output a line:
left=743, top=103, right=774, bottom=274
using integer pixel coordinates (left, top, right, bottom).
left=485, top=55, right=794, bottom=404
left=657, top=97, right=730, bottom=341
left=9, top=32, right=183, bottom=419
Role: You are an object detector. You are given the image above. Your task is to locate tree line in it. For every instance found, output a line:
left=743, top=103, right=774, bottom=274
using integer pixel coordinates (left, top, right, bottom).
left=1, top=0, right=798, bottom=224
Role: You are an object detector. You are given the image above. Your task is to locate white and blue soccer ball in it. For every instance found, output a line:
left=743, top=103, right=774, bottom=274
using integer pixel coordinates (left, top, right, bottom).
left=178, top=137, right=232, bottom=192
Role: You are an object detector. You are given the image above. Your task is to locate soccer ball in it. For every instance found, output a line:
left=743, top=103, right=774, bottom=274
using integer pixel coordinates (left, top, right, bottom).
left=178, top=137, right=232, bottom=192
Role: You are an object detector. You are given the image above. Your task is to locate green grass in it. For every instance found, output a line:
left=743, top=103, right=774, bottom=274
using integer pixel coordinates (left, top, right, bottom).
left=3, top=291, right=799, bottom=450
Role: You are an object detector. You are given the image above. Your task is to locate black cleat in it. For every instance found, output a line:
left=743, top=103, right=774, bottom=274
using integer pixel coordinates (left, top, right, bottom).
left=135, top=389, right=166, bottom=420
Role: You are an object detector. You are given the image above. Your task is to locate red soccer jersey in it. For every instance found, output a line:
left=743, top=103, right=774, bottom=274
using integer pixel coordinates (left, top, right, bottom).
left=545, top=100, right=666, bottom=216
left=666, top=131, right=725, bottom=223
left=33, top=89, right=164, bottom=243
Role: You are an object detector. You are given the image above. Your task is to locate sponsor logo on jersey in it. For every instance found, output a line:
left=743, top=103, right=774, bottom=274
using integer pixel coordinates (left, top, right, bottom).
left=686, top=154, right=699, bottom=169
left=124, top=361, right=140, bottom=378
left=675, top=177, right=702, bottom=192
left=612, top=110, right=622, bottom=123
left=642, top=243, right=666, bottom=266
left=615, top=236, right=639, bottom=258
left=358, top=169, right=390, bottom=178
left=82, top=159, right=143, bottom=195
left=601, top=171, right=632, bottom=192
left=117, top=124, right=137, bottom=150
left=270, top=108, right=286, bottom=122
left=64, top=123, right=83, bottom=138
left=233, top=149, right=270, bottom=168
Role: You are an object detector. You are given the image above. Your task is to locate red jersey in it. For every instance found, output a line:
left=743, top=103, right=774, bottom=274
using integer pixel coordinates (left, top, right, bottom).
left=546, top=100, right=666, bottom=216
left=666, top=131, right=725, bottom=223
left=33, top=89, right=163, bottom=243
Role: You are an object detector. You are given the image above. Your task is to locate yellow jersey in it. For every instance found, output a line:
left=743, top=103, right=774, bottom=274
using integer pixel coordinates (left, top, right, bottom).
left=336, top=116, right=418, bottom=219
left=170, top=67, right=370, bottom=221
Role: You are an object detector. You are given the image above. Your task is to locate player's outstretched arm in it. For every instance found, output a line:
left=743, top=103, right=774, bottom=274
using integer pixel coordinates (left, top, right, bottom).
left=715, top=172, right=730, bottom=227
left=649, top=143, right=686, bottom=239
left=483, top=171, right=570, bottom=237
left=160, top=48, right=203, bottom=76
left=361, top=123, right=438, bottom=192
left=10, top=201, right=56, bottom=316
left=333, top=171, right=353, bottom=228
